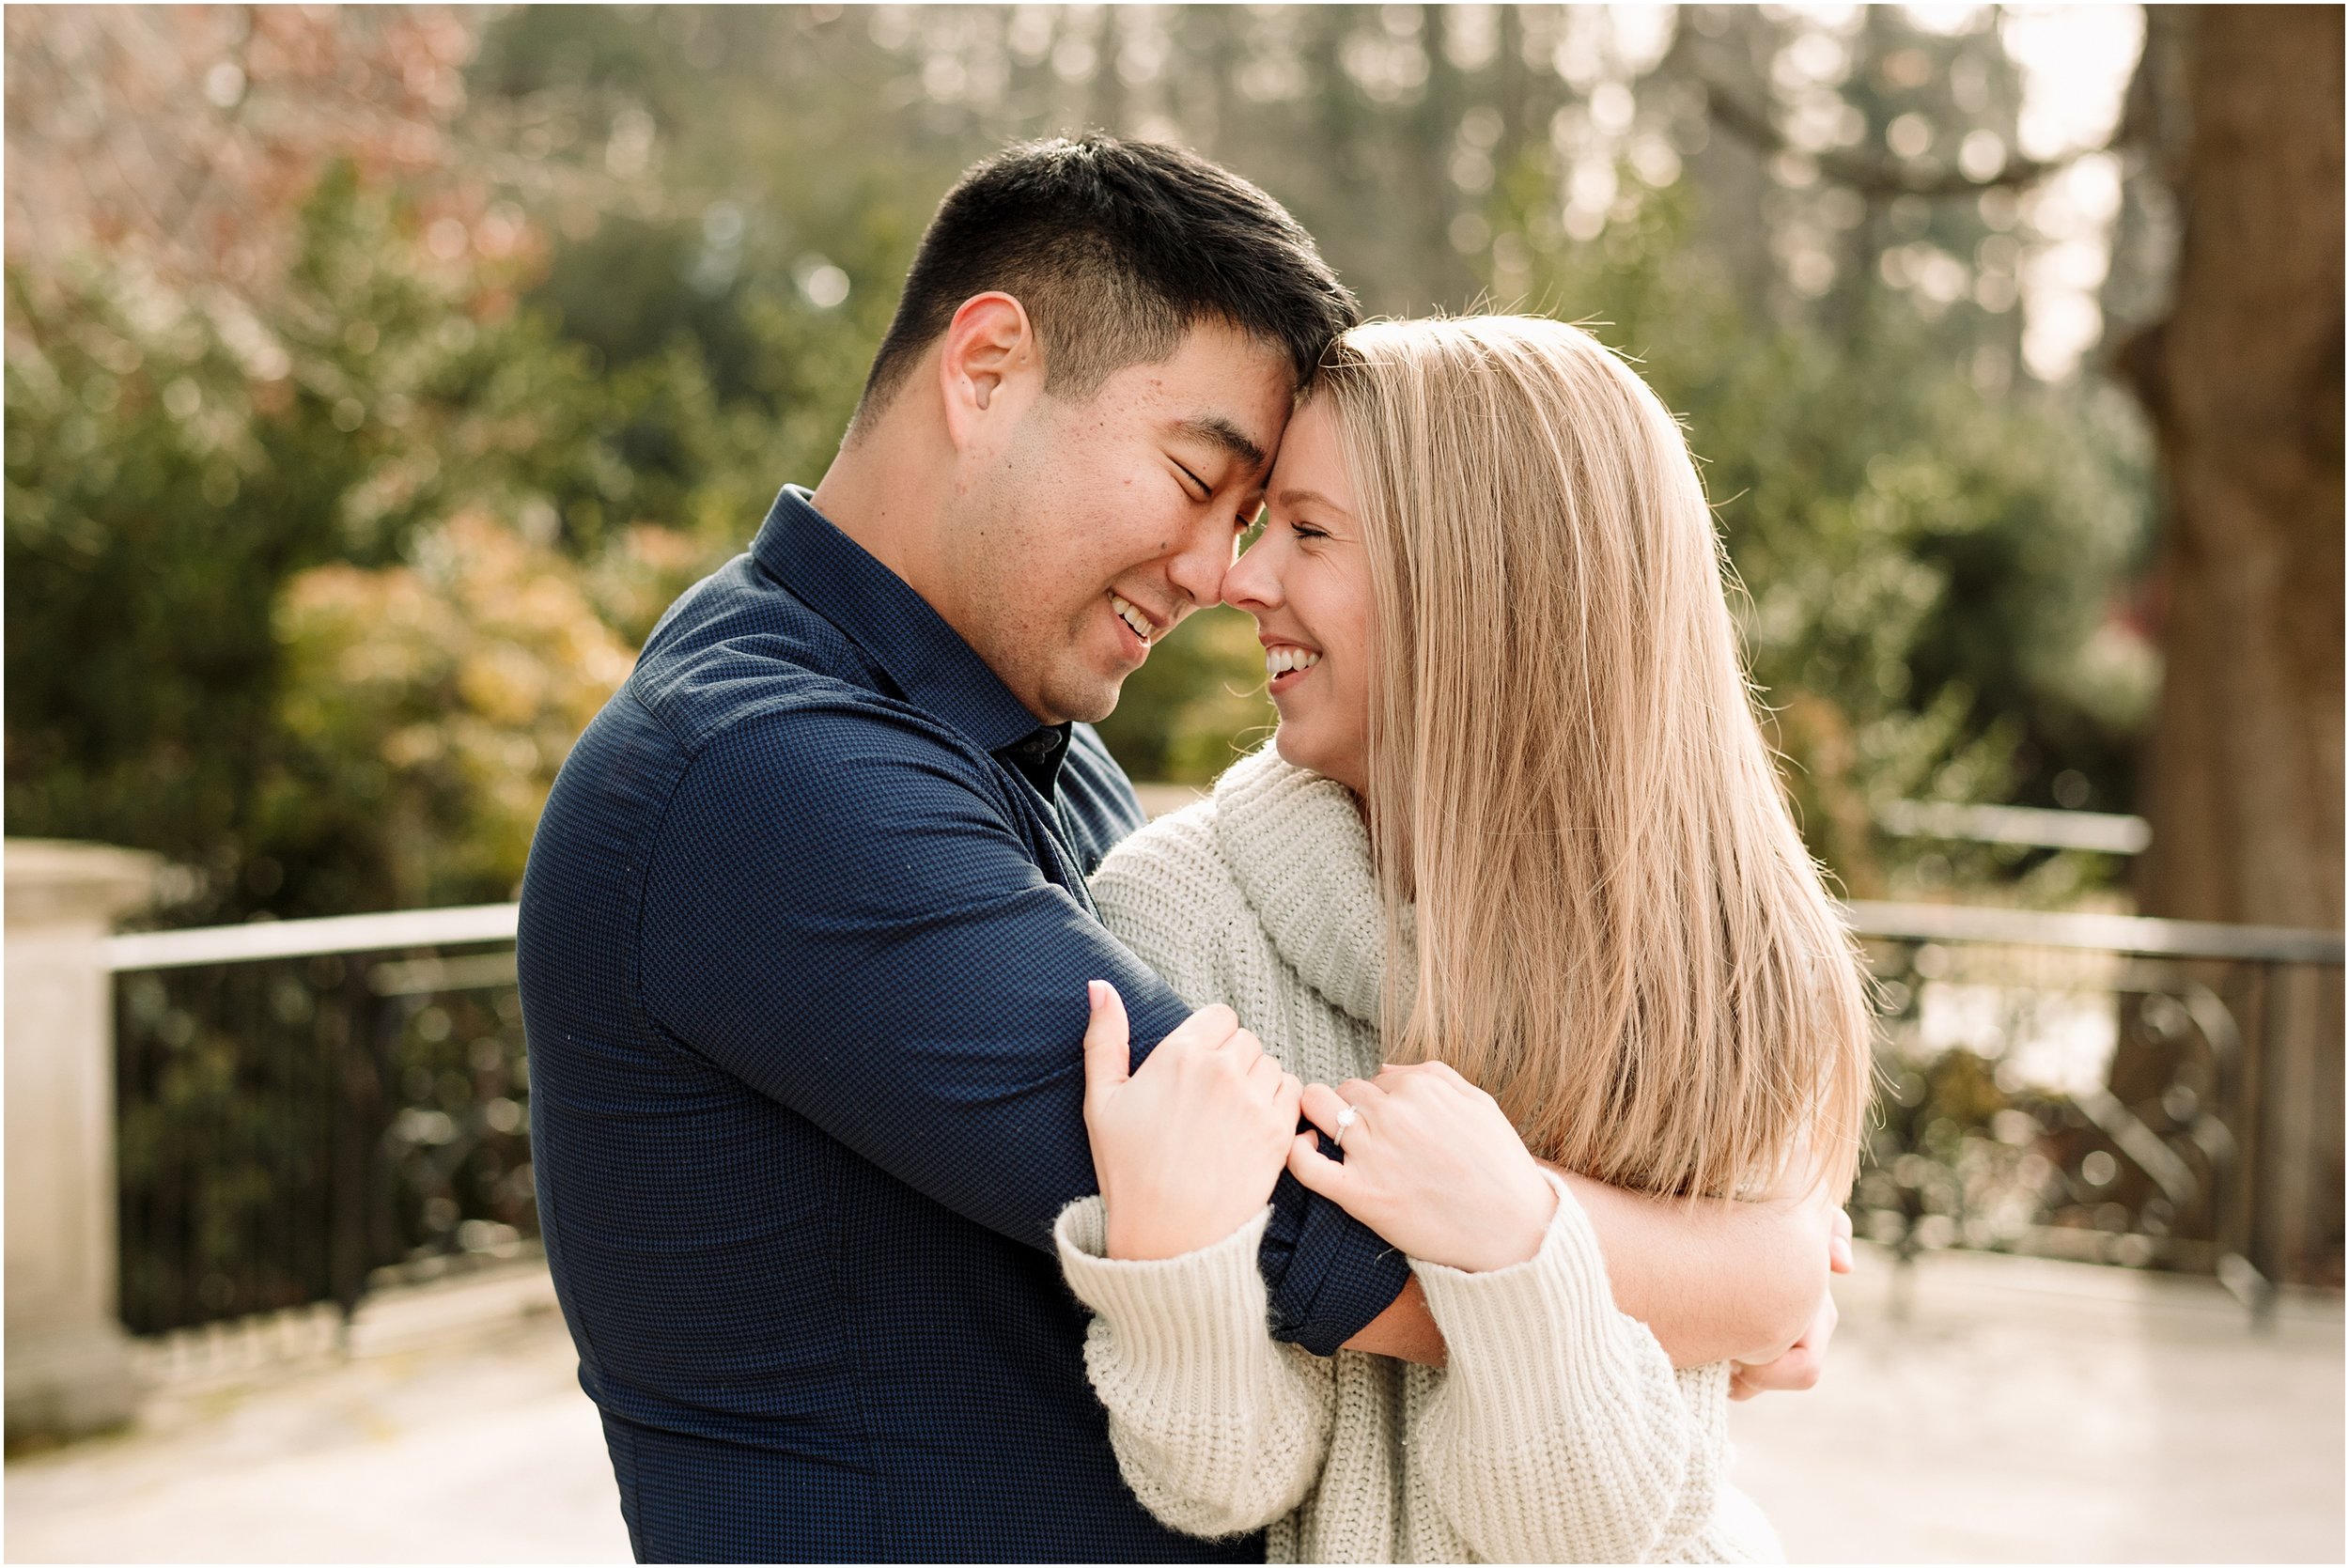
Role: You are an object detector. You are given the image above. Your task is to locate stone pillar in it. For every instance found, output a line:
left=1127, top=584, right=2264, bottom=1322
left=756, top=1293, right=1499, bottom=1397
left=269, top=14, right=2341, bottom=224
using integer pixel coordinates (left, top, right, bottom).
left=7, top=839, right=158, bottom=1441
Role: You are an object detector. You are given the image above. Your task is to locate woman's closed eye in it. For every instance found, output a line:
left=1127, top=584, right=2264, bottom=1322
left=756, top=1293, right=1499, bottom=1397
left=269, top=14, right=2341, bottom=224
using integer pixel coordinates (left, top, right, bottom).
left=1288, top=520, right=1332, bottom=544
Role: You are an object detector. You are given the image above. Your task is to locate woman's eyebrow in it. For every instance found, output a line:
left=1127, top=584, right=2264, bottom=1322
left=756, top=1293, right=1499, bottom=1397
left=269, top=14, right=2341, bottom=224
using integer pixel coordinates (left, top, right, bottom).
left=1169, top=412, right=1268, bottom=473
left=1273, top=486, right=1351, bottom=516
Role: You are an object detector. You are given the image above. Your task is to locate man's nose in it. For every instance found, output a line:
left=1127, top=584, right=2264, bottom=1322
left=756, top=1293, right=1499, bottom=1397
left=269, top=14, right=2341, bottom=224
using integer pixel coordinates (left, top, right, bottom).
left=1165, top=518, right=1233, bottom=610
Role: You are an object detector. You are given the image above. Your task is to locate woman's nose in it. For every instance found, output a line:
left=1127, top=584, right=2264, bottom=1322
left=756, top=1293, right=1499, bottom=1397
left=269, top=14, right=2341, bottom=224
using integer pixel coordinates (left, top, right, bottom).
left=1221, top=536, right=1282, bottom=612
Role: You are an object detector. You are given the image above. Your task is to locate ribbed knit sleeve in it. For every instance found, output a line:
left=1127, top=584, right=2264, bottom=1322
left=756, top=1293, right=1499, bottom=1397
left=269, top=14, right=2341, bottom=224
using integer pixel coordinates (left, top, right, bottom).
left=1087, top=800, right=1234, bottom=1010
left=1407, top=1172, right=1771, bottom=1564
left=1055, top=1198, right=1338, bottom=1539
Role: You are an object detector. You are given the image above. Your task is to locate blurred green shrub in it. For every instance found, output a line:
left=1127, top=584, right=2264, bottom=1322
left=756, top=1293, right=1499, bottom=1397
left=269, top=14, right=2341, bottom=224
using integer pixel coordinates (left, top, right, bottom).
left=269, top=511, right=686, bottom=909
left=7, top=163, right=720, bottom=919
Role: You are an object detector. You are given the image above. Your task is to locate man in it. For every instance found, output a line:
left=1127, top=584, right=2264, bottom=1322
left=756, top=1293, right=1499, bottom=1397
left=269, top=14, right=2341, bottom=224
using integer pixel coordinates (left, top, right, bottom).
left=519, top=135, right=1835, bottom=1563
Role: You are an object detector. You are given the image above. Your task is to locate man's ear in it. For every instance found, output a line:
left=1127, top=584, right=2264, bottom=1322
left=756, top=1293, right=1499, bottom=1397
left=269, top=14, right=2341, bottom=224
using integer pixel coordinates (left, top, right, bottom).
left=938, top=292, right=1040, bottom=453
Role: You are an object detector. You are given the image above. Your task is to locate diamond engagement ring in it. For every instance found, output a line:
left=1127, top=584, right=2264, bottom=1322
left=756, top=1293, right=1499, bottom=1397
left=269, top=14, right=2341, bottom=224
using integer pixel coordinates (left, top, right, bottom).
left=1331, top=1104, right=1360, bottom=1147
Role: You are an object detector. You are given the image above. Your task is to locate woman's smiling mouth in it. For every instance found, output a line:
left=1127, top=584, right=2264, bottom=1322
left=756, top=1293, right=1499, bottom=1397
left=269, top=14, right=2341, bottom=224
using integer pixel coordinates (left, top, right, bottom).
left=1265, top=643, right=1320, bottom=692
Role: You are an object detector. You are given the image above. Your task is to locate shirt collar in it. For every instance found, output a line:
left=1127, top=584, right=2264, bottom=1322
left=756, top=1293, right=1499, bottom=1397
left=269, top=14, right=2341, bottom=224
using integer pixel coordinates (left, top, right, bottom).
left=751, top=485, right=1055, bottom=757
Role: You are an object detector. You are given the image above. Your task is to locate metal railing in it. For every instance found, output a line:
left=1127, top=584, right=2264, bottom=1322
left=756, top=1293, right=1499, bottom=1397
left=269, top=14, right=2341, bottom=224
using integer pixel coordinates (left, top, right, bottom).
left=1875, top=800, right=2154, bottom=857
left=1845, top=900, right=2344, bottom=1312
left=109, top=907, right=531, bottom=1336
left=104, top=897, right=2343, bottom=1337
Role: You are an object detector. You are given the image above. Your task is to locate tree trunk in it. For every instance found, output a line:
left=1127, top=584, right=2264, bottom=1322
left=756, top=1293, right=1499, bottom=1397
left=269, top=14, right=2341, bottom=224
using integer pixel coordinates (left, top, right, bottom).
left=2128, top=5, right=2342, bottom=934
left=2118, top=5, right=2343, bottom=1288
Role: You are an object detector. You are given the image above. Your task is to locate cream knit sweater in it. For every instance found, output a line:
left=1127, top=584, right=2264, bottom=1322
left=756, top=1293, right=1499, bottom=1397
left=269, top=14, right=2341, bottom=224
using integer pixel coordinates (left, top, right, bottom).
left=1054, top=743, right=1781, bottom=1563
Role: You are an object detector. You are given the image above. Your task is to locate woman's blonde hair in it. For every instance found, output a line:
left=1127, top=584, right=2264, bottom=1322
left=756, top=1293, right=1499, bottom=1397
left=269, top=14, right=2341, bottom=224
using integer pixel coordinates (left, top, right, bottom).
left=1316, top=315, right=1872, bottom=1201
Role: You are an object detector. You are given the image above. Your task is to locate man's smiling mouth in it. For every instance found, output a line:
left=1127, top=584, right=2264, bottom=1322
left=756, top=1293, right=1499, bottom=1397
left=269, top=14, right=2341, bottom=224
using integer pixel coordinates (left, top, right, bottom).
left=1110, top=593, right=1154, bottom=647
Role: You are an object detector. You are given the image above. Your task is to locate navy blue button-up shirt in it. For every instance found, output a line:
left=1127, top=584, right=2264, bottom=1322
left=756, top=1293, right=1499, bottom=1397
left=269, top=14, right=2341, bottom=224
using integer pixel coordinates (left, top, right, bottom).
left=518, top=486, right=1409, bottom=1562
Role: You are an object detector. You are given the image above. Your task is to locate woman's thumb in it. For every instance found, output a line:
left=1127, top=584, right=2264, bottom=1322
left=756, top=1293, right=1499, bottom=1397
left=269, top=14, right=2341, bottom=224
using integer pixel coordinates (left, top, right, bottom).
left=1081, top=980, right=1132, bottom=1111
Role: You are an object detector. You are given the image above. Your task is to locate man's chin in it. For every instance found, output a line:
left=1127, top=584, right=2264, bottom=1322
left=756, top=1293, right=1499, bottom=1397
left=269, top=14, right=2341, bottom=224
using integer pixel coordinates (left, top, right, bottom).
left=1038, top=667, right=1125, bottom=727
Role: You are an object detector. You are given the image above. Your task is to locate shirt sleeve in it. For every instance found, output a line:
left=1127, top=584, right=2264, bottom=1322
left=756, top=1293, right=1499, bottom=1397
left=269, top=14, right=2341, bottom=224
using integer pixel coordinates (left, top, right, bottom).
left=635, top=702, right=1408, bottom=1349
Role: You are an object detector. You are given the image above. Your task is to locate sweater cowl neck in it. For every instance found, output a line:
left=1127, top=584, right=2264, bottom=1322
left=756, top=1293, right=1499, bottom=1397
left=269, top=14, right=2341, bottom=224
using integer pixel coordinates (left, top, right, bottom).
left=1209, top=742, right=1413, bottom=1028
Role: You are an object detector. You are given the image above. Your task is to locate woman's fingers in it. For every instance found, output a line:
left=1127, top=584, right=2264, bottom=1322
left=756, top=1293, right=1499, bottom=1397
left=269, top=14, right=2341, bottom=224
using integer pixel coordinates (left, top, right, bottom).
left=1081, top=981, right=1131, bottom=1119
left=1160, top=1002, right=1239, bottom=1055
left=1375, top=1061, right=1487, bottom=1116
left=1732, top=1288, right=1839, bottom=1399
left=1243, top=1050, right=1285, bottom=1100
left=1299, top=1081, right=1356, bottom=1141
left=1285, top=1129, right=1349, bottom=1200
left=1732, top=1341, right=1822, bottom=1400
left=1266, top=1071, right=1305, bottom=1133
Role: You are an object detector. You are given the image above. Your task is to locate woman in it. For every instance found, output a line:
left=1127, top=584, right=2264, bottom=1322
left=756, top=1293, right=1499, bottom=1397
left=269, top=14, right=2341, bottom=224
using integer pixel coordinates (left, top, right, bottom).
left=1051, top=316, right=1874, bottom=1562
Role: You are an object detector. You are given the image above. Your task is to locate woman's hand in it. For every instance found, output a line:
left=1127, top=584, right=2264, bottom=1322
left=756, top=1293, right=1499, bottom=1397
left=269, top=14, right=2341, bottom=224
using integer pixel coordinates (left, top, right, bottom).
left=1081, top=981, right=1305, bottom=1261
left=1286, top=1061, right=1557, bottom=1272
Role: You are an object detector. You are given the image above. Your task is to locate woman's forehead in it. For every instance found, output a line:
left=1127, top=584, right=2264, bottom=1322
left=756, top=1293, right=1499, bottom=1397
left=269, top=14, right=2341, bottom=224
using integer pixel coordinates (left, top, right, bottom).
left=1266, top=402, right=1355, bottom=507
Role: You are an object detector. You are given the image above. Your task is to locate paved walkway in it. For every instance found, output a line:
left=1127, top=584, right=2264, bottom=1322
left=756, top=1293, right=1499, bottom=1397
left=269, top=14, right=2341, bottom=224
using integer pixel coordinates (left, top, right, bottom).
left=6, top=1267, right=626, bottom=1563
left=7, top=1246, right=2339, bottom=1563
left=1734, top=1246, right=2341, bottom=1563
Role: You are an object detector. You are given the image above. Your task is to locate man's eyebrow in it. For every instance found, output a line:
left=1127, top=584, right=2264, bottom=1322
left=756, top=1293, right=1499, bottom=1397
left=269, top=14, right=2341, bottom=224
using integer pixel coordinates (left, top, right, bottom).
left=1170, top=413, right=1268, bottom=474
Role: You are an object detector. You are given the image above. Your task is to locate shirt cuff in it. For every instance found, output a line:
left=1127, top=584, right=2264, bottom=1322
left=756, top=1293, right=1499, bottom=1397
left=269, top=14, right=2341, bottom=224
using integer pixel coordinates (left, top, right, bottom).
left=1258, top=1163, right=1414, bottom=1355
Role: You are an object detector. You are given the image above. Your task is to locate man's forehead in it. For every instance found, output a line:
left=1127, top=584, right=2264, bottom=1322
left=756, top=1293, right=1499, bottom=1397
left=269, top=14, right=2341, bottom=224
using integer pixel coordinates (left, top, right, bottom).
left=1134, top=322, right=1295, bottom=443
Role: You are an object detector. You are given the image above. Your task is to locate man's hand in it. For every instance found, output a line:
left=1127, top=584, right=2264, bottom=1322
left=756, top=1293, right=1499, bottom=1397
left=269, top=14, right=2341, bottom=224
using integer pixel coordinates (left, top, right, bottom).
left=1547, top=1164, right=1837, bottom=1368
left=1729, top=1207, right=1851, bottom=1399
left=1081, top=983, right=1303, bottom=1261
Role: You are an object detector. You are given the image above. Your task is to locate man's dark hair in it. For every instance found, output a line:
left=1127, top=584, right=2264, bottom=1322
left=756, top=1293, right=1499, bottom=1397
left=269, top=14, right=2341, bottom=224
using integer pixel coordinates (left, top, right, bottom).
left=852, top=134, right=1358, bottom=427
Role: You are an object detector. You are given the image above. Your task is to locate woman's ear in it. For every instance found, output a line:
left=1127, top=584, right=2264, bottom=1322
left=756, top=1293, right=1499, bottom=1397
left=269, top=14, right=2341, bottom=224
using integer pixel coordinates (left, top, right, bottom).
left=937, top=291, right=1040, bottom=452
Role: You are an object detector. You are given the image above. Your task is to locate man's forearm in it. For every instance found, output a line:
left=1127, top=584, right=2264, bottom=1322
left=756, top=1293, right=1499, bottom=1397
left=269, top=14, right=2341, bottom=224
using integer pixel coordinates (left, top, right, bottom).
left=1556, top=1169, right=1824, bottom=1368
left=1338, top=1275, right=1446, bottom=1364
left=1337, top=1181, right=1821, bottom=1370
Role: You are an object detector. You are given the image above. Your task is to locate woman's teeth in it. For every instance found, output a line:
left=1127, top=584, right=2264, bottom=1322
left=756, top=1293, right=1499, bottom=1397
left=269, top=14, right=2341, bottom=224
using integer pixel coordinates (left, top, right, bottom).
left=1110, top=594, right=1152, bottom=645
left=1266, top=645, right=1321, bottom=676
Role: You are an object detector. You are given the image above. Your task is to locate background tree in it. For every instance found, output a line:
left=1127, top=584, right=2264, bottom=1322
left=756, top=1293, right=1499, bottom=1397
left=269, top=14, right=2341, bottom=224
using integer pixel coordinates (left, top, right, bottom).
left=2114, top=7, right=2342, bottom=935
left=2104, top=5, right=2343, bottom=1286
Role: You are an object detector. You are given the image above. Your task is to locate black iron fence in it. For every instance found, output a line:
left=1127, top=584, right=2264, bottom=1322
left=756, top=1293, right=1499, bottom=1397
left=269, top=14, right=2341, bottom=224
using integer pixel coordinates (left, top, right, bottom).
left=105, top=898, right=2344, bottom=1339
left=1849, top=901, right=2345, bottom=1306
left=108, top=908, right=536, bottom=1336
